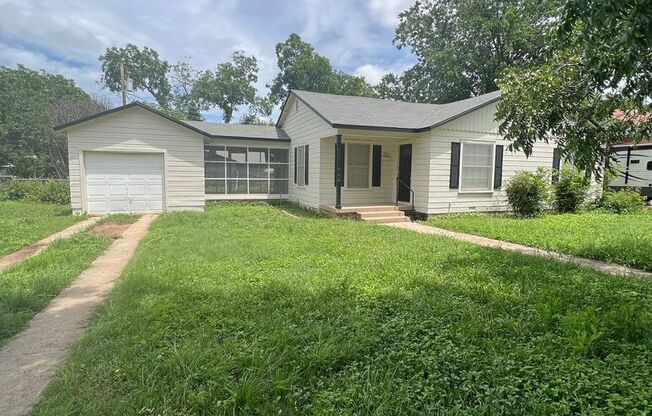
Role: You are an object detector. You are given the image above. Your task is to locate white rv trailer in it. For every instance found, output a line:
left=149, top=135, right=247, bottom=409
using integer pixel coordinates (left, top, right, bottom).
left=610, top=142, right=652, bottom=200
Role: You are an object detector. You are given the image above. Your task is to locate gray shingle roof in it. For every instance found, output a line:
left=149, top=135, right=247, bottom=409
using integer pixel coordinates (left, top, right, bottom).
left=185, top=121, right=289, bottom=140
left=290, top=89, right=501, bottom=131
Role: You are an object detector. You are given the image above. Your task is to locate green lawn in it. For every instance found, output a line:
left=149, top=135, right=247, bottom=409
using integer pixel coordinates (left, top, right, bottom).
left=34, top=204, right=651, bottom=415
left=0, top=201, right=84, bottom=256
left=424, top=210, right=652, bottom=272
left=0, top=232, right=111, bottom=346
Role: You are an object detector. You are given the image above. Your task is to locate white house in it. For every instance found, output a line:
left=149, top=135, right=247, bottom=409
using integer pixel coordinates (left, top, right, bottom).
left=57, top=90, right=559, bottom=222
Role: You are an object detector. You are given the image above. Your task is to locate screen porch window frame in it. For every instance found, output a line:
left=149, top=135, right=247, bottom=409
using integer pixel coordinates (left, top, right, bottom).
left=204, top=144, right=289, bottom=195
left=459, top=141, right=496, bottom=193
left=345, top=141, right=372, bottom=190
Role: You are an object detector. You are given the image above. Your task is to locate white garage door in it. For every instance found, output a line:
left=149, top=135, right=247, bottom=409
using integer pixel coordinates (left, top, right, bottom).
left=84, top=152, right=164, bottom=214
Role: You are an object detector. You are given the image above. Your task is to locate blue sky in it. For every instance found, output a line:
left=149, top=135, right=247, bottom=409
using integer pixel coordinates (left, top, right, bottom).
left=0, top=0, right=416, bottom=121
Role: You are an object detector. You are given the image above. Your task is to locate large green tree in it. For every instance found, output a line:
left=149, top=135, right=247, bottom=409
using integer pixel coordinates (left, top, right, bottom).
left=0, top=65, right=109, bottom=178
left=497, top=0, right=652, bottom=175
left=394, top=0, right=560, bottom=103
left=99, top=44, right=172, bottom=108
left=192, top=51, right=260, bottom=123
left=268, top=33, right=375, bottom=104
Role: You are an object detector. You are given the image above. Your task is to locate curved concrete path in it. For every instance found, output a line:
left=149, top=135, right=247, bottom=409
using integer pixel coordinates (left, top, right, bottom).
left=0, top=214, right=157, bottom=416
left=0, top=216, right=104, bottom=274
left=387, top=222, right=652, bottom=280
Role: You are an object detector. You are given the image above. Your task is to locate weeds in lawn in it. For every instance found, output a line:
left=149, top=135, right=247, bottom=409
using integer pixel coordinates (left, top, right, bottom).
left=32, top=204, right=652, bottom=415
left=0, top=232, right=111, bottom=345
left=425, top=211, right=652, bottom=271
left=0, top=201, right=84, bottom=256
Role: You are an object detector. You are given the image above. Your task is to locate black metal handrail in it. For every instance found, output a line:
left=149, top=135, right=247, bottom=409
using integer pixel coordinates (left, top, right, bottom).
left=396, top=176, right=415, bottom=213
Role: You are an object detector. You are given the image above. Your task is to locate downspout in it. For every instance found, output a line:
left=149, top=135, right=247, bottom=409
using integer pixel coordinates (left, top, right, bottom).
left=335, top=134, right=343, bottom=209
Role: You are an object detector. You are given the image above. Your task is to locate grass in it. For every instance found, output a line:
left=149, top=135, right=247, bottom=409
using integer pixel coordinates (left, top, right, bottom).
left=0, top=201, right=84, bottom=256
left=0, top=232, right=111, bottom=346
left=34, top=204, right=652, bottom=415
left=423, top=210, right=652, bottom=272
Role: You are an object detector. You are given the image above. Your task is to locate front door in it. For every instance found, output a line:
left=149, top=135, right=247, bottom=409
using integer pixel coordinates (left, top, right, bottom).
left=398, top=144, right=412, bottom=202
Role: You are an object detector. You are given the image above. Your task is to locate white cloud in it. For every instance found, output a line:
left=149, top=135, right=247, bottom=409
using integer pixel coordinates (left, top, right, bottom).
left=354, top=62, right=412, bottom=85
left=367, top=0, right=415, bottom=27
left=354, top=64, right=390, bottom=85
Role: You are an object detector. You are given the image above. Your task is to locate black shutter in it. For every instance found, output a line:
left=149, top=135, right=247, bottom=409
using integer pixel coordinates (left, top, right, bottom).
left=294, top=147, right=297, bottom=184
left=494, top=145, right=504, bottom=189
left=334, top=142, right=345, bottom=186
left=372, top=145, right=382, bottom=187
left=304, top=145, right=310, bottom=185
left=449, top=142, right=461, bottom=189
left=552, top=148, right=561, bottom=183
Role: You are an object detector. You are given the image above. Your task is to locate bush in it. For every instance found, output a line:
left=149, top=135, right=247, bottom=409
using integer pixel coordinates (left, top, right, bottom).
left=0, top=179, right=70, bottom=204
left=505, top=168, right=550, bottom=217
left=553, top=166, right=590, bottom=213
left=599, top=189, right=645, bottom=213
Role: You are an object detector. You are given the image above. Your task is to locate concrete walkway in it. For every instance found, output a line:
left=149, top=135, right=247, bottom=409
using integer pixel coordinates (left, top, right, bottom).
left=387, top=222, right=652, bottom=280
left=0, top=214, right=157, bottom=416
left=0, top=216, right=104, bottom=274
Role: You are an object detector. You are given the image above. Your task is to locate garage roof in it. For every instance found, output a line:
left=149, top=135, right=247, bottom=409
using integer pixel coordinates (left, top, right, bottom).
left=285, top=90, right=501, bottom=132
left=55, top=102, right=290, bottom=142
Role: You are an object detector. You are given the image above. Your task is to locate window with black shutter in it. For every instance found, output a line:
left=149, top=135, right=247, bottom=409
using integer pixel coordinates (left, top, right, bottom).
left=372, top=145, right=382, bottom=187
left=449, top=142, right=461, bottom=189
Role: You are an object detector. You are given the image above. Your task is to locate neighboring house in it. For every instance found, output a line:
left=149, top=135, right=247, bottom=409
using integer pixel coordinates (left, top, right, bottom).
left=56, top=90, right=558, bottom=220
left=610, top=140, right=652, bottom=199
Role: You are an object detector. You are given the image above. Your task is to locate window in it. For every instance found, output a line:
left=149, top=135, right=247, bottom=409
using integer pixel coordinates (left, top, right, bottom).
left=296, top=145, right=306, bottom=187
left=647, top=161, right=652, bottom=171
left=204, top=144, right=288, bottom=195
left=346, top=143, right=371, bottom=188
left=460, top=142, right=494, bottom=191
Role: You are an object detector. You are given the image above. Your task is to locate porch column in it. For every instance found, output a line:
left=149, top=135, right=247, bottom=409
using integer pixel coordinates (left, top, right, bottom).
left=335, top=134, right=343, bottom=209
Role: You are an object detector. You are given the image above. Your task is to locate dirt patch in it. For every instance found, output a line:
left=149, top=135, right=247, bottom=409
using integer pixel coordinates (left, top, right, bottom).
left=90, top=222, right=131, bottom=238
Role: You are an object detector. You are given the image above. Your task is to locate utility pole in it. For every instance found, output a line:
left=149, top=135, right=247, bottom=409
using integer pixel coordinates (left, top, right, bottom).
left=119, top=62, right=127, bottom=106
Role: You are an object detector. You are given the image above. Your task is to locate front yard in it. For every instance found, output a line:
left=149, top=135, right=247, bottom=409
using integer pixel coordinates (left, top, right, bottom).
left=424, top=211, right=652, bottom=272
left=0, top=201, right=84, bottom=256
left=0, top=232, right=111, bottom=346
left=33, top=203, right=652, bottom=414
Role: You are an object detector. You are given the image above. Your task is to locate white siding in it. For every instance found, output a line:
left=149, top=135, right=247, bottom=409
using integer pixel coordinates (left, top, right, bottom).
left=426, top=102, right=556, bottom=214
left=66, top=106, right=205, bottom=214
left=278, top=96, right=336, bottom=209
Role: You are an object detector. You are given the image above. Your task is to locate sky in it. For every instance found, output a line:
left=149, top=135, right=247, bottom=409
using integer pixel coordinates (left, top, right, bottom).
left=0, top=0, right=416, bottom=121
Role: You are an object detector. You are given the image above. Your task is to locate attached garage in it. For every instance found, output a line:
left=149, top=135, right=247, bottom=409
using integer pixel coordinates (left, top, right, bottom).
left=57, top=103, right=206, bottom=214
left=56, top=102, right=291, bottom=215
left=84, top=152, right=164, bottom=214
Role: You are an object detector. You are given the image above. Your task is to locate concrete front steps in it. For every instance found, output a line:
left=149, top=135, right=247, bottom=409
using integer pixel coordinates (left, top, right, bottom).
left=355, top=206, right=410, bottom=224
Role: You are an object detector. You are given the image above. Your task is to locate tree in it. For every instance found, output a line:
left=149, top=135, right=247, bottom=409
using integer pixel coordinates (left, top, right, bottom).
left=170, top=60, right=202, bottom=120
left=374, top=73, right=405, bottom=100
left=192, top=51, right=259, bottom=123
left=0, top=65, right=109, bottom=178
left=496, top=0, right=652, bottom=175
left=99, top=44, right=172, bottom=108
left=269, top=33, right=375, bottom=104
left=394, top=0, right=560, bottom=103
left=238, top=97, right=274, bottom=125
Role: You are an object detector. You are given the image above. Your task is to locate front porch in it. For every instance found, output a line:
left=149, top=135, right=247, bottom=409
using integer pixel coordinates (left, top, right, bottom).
left=316, top=131, right=421, bottom=221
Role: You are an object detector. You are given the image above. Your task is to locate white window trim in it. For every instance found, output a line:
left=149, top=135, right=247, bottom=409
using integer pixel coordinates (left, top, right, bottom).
left=344, top=141, right=373, bottom=190
left=296, top=145, right=306, bottom=188
left=458, top=140, right=496, bottom=194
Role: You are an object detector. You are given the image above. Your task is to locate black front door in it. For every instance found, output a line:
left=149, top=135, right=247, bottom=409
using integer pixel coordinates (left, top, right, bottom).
left=398, top=144, right=412, bottom=202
